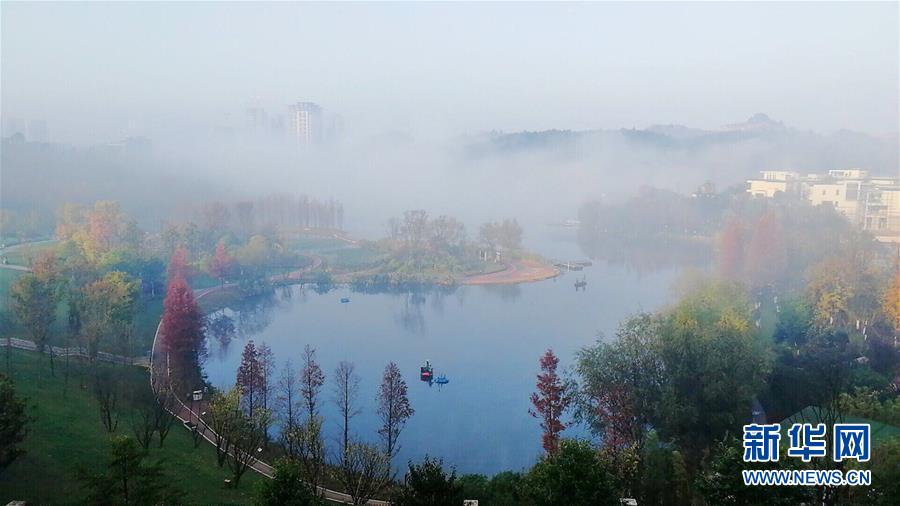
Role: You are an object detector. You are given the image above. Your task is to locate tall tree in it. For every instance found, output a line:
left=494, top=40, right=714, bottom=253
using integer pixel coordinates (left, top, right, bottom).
left=529, top=349, right=572, bottom=455
left=336, top=441, right=391, bottom=506
left=284, top=417, right=326, bottom=497
left=77, top=435, right=183, bottom=505
left=206, top=387, right=241, bottom=468
left=716, top=216, right=745, bottom=280
left=277, top=360, right=302, bottom=456
left=11, top=252, right=63, bottom=374
left=256, top=457, right=321, bottom=506
left=258, top=342, right=275, bottom=414
left=210, top=240, right=234, bottom=284
left=81, top=271, right=138, bottom=361
left=883, top=271, right=900, bottom=338
left=166, top=245, right=190, bottom=282
left=392, top=457, right=461, bottom=506
left=236, top=340, right=263, bottom=417
left=300, top=344, right=325, bottom=424
left=577, top=314, right=663, bottom=454
left=524, top=439, right=618, bottom=506
left=656, top=279, right=769, bottom=472
left=333, top=360, right=361, bottom=453
left=160, top=275, right=204, bottom=392
left=0, top=374, right=31, bottom=471
left=745, top=211, right=788, bottom=289
left=377, top=361, right=414, bottom=459
left=227, top=408, right=271, bottom=487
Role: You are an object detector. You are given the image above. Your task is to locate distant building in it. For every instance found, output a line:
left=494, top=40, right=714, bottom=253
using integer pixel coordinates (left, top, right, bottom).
left=288, top=102, right=323, bottom=145
left=747, top=168, right=900, bottom=242
left=746, top=171, right=801, bottom=198
left=4, top=118, right=25, bottom=138
left=28, top=120, right=48, bottom=142
left=692, top=180, right=717, bottom=198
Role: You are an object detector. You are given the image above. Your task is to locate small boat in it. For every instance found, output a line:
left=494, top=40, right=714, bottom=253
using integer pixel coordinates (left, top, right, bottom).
left=574, top=277, right=587, bottom=290
left=433, top=374, right=449, bottom=389
left=340, top=297, right=351, bottom=303
left=420, top=360, right=434, bottom=383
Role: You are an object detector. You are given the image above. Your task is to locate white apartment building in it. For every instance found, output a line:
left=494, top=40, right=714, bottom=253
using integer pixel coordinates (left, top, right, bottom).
left=746, top=171, right=801, bottom=198
left=747, top=168, right=900, bottom=242
left=288, top=102, right=323, bottom=145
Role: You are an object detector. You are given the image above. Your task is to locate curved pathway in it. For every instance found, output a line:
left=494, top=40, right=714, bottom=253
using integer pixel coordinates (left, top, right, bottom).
left=151, top=258, right=389, bottom=505
left=462, top=259, right=559, bottom=285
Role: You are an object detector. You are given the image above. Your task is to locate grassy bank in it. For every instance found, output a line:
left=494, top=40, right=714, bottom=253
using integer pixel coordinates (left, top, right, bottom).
left=0, top=348, right=261, bottom=505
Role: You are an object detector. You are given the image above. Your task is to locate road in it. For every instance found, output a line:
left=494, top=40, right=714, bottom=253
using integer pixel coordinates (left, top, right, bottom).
left=151, top=255, right=390, bottom=505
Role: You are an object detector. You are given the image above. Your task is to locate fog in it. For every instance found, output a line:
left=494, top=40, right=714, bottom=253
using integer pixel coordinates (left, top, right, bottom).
left=2, top=1, right=898, bottom=240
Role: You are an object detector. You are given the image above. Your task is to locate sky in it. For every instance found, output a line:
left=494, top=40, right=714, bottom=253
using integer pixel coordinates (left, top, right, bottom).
left=2, top=1, right=898, bottom=144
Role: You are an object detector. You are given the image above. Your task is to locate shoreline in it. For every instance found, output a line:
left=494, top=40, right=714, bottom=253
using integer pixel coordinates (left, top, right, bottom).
left=461, top=259, right=560, bottom=285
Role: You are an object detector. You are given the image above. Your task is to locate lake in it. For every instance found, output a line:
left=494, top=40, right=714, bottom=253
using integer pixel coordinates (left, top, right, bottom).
left=202, top=231, right=681, bottom=475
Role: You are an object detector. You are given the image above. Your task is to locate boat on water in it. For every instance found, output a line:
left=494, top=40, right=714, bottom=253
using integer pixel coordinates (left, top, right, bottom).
left=340, top=297, right=351, bottom=303
left=574, top=277, right=587, bottom=290
left=420, top=360, right=434, bottom=383
left=433, top=374, right=449, bottom=389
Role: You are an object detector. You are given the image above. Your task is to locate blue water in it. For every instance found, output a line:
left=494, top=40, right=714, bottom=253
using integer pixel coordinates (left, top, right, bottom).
left=203, top=232, right=680, bottom=475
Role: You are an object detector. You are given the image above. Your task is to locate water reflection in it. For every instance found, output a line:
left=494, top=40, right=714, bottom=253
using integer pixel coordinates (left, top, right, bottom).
left=396, top=291, right=427, bottom=334
left=207, top=312, right=236, bottom=357
left=479, top=284, right=522, bottom=302
left=203, top=260, right=680, bottom=475
left=234, top=292, right=280, bottom=337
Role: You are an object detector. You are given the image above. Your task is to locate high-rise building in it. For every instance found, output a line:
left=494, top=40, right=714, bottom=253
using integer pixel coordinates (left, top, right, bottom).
left=288, top=102, right=323, bottom=145
left=28, top=120, right=48, bottom=142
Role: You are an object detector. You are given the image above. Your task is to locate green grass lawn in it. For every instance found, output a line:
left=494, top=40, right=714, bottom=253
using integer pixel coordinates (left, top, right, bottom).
left=0, top=268, right=23, bottom=300
left=1, top=240, right=58, bottom=267
left=0, top=349, right=262, bottom=505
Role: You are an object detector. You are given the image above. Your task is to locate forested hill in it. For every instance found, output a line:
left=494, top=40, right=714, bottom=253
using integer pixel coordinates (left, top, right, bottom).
left=463, top=114, right=899, bottom=179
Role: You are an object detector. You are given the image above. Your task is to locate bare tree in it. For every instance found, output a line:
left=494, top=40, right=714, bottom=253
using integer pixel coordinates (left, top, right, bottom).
left=258, top=342, right=276, bottom=445
left=333, top=360, right=361, bottom=453
left=128, top=385, right=157, bottom=449
left=93, top=368, right=120, bottom=432
left=401, top=210, right=429, bottom=248
left=153, top=388, right=178, bottom=448
left=336, top=441, right=391, bottom=506
left=377, top=361, right=414, bottom=460
left=277, top=359, right=301, bottom=456
left=300, top=344, right=325, bottom=424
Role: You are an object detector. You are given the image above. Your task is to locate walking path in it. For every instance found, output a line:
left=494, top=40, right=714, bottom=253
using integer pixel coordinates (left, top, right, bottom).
left=3, top=337, right=148, bottom=367
left=462, top=259, right=559, bottom=285
left=151, top=259, right=390, bottom=505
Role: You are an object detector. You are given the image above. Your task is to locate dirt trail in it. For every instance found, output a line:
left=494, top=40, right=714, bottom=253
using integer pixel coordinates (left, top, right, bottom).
left=462, top=259, right=559, bottom=285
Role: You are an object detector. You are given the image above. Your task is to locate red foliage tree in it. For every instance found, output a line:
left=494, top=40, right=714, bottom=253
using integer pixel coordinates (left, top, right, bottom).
left=167, top=245, right=190, bottom=282
left=529, top=349, right=572, bottom=455
left=160, top=275, right=204, bottom=391
left=377, top=361, right=414, bottom=458
left=745, top=211, right=787, bottom=289
left=237, top=340, right=264, bottom=416
left=592, top=384, right=640, bottom=449
left=211, top=241, right=234, bottom=283
left=717, top=216, right=745, bottom=280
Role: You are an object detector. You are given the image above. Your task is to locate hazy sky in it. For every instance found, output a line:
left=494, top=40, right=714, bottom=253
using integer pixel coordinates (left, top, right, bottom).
left=2, top=1, right=898, bottom=144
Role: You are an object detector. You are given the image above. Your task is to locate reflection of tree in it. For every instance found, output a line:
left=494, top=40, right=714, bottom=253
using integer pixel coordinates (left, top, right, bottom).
left=208, top=311, right=236, bottom=357
left=481, top=284, right=522, bottom=302
left=577, top=190, right=718, bottom=274
left=234, top=293, right=278, bottom=338
left=395, top=291, right=426, bottom=334
left=429, top=290, right=446, bottom=315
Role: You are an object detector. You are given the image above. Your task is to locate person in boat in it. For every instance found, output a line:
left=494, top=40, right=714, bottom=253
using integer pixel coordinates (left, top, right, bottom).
left=420, top=360, right=433, bottom=382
